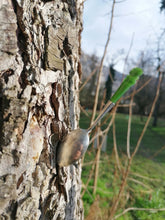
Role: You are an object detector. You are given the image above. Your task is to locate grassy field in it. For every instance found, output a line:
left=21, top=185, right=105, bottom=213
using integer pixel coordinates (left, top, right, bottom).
left=80, top=112, right=165, bottom=219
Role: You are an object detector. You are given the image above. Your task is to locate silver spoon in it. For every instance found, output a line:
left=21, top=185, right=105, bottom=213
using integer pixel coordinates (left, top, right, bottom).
left=57, top=68, right=143, bottom=167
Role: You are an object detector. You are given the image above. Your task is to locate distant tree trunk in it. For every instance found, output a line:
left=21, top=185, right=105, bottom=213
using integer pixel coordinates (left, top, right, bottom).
left=152, top=72, right=164, bottom=127
left=152, top=94, right=161, bottom=126
left=0, top=0, right=83, bottom=219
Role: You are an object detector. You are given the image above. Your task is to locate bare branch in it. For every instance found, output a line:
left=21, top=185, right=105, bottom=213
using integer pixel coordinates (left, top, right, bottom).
left=79, top=66, right=98, bottom=92
left=130, top=172, right=161, bottom=182
left=79, top=104, right=90, bottom=117
left=114, top=207, right=165, bottom=220
left=81, top=160, right=96, bottom=197
left=131, top=72, right=163, bottom=158
left=90, top=0, right=116, bottom=125
left=149, top=145, right=165, bottom=160
left=112, top=117, right=121, bottom=171
left=128, top=177, right=153, bottom=191
left=123, top=32, right=135, bottom=73
left=126, top=84, right=136, bottom=158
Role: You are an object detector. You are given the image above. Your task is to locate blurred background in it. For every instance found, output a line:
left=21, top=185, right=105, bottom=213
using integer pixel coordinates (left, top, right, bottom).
left=80, top=1, right=165, bottom=219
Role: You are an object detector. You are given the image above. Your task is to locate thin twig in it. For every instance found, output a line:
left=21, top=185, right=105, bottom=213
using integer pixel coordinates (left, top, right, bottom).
left=127, top=84, right=136, bottom=158
left=149, top=145, right=165, bottom=160
left=123, top=77, right=152, bottom=100
left=79, top=66, right=98, bottom=92
left=128, top=177, right=153, bottom=191
left=131, top=72, right=162, bottom=158
left=89, top=130, right=103, bottom=144
left=90, top=0, right=116, bottom=125
left=118, top=103, right=135, bottom=107
left=82, top=159, right=105, bottom=167
left=109, top=67, right=114, bottom=83
left=130, top=172, right=161, bottom=182
left=113, top=207, right=165, bottom=220
left=112, top=116, right=121, bottom=171
left=81, top=160, right=96, bottom=197
left=93, top=90, right=106, bottom=194
left=123, top=32, right=135, bottom=73
left=93, top=127, right=101, bottom=194
left=79, top=105, right=90, bottom=117
left=129, top=186, right=152, bottom=195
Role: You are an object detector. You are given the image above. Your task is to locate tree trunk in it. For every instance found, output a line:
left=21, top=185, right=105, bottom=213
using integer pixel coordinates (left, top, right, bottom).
left=0, top=0, right=83, bottom=219
left=152, top=72, right=164, bottom=127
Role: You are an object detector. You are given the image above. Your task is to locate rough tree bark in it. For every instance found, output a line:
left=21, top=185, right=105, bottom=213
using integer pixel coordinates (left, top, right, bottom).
left=0, top=0, right=83, bottom=219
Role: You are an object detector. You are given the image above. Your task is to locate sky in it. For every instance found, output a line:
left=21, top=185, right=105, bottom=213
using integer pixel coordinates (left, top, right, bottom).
left=81, top=0, right=165, bottom=72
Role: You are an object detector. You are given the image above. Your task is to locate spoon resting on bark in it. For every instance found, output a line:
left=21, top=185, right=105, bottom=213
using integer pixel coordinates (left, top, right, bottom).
left=57, top=67, right=143, bottom=167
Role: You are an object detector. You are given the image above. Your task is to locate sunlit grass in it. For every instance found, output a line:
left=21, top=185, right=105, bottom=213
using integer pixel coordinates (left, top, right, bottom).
left=80, top=112, right=165, bottom=219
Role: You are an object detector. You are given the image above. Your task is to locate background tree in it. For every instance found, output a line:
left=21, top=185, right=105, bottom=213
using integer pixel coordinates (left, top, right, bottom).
left=134, top=75, right=154, bottom=120
left=152, top=30, right=165, bottom=126
left=0, top=0, right=83, bottom=219
left=160, top=0, right=165, bottom=11
left=127, top=50, right=155, bottom=118
left=80, top=52, right=99, bottom=109
left=105, top=64, right=115, bottom=103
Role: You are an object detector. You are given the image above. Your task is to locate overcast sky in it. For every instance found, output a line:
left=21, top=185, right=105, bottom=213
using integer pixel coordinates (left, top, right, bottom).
left=81, top=0, right=165, bottom=72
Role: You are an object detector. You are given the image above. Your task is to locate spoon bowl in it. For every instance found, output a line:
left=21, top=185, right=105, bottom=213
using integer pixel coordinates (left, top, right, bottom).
left=57, top=129, right=89, bottom=167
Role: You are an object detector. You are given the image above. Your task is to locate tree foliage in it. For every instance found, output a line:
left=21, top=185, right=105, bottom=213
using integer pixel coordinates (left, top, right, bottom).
left=160, top=0, right=165, bottom=11
left=105, top=65, right=115, bottom=103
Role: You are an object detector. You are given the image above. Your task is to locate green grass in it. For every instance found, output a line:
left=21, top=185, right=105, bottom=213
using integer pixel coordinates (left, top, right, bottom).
left=80, top=112, right=165, bottom=219
left=80, top=113, right=165, bottom=162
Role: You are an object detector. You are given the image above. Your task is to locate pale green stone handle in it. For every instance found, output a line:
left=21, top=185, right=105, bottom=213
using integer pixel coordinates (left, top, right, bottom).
left=110, top=67, right=143, bottom=103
